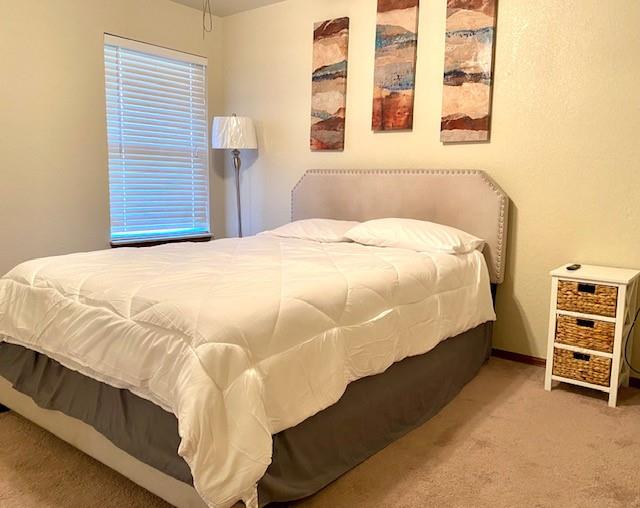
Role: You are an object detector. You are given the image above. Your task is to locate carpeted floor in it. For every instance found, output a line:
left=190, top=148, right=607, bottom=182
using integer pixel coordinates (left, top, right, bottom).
left=1, top=358, right=639, bottom=508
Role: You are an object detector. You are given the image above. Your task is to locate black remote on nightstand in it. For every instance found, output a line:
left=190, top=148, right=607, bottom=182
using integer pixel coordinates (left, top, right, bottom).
left=566, top=264, right=581, bottom=271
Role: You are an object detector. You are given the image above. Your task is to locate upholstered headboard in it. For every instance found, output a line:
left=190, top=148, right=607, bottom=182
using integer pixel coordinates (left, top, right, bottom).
left=291, top=169, right=509, bottom=284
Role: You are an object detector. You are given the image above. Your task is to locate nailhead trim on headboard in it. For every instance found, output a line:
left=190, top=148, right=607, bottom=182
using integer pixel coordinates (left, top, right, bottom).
left=291, top=169, right=509, bottom=284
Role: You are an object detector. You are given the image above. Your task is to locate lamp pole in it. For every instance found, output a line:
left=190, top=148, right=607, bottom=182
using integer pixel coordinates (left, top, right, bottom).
left=232, top=149, right=242, bottom=237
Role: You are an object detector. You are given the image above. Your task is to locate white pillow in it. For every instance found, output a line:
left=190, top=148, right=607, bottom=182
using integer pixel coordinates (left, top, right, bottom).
left=344, top=218, right=484, bottom=254
left=261, top=219, right=360, bottom=243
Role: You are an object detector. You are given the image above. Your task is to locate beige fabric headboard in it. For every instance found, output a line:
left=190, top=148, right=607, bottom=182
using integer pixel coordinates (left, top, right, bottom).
left=291, top=169, right=509, bottom=284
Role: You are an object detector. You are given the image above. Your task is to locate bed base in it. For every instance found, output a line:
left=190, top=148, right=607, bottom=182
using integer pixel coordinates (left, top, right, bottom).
left=0, top=377, right=207, bottom=508
left=0, top=322, right=492, bottom=508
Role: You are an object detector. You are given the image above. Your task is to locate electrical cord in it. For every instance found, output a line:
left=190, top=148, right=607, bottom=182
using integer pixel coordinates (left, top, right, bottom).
left=202, top=0, right=213, bottom=39
left=623, top=306, right=640, bottom=375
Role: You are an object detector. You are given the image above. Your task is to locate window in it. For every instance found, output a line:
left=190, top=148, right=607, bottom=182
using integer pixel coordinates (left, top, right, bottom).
left=104, top=35, right=210, bottom=244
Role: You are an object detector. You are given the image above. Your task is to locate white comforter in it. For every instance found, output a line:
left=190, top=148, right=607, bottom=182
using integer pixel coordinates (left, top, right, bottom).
left=0, top=236, right=495, bottom=507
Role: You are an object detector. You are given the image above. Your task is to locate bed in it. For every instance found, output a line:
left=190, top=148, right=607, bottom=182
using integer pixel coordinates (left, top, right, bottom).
left=0, top=169, right=508, bottom=508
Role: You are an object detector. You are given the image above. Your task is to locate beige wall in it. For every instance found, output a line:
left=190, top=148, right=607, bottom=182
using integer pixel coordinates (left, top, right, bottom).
left=0, top=0, right=225, bottom=274
left=220, top=0, right=640, bottom=364
left=2, top=0, right=639, bottom=368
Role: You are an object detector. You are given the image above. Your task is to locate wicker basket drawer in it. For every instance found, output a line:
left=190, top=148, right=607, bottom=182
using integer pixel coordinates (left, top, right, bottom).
left=552, top=348, right=611, bottom=386
left=556, top=280, right=618, bottom=317
left=555, top=315, right=615, bottom=353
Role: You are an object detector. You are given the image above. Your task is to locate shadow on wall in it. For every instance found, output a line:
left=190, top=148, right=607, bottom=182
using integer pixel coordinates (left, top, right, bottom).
left=494, top=202, right=538, bottom=356
left=210, top=149, right=228, bottom=239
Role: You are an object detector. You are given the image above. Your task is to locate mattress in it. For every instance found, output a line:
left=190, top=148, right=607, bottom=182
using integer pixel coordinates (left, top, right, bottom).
left=0, top=236, right=495, bottom=507
left=0, top=323, right=492, bottom=506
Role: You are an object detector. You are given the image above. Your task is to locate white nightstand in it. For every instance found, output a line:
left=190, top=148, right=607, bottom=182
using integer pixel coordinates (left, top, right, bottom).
left=544, top=264, right=640, bottom=407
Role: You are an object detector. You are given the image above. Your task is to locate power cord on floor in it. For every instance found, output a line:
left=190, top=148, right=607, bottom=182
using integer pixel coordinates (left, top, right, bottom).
left=623, top=306, right=640, bottom=375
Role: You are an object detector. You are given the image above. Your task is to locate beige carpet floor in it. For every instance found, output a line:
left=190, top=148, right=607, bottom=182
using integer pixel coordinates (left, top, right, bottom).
left=1, top=358, right=639, bottom=508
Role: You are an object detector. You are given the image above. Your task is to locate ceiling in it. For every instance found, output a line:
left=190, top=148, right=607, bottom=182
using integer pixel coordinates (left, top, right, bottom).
left=169, top=0, right=284, bottom=17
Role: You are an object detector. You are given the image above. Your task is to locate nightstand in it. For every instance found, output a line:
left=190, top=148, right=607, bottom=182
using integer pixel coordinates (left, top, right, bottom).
left=544, top=264, right=640, bottom=407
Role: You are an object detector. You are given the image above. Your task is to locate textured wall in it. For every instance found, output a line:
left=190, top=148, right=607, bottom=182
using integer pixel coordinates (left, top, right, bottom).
left=2, top=0, right=639, bottom=370
left=219, top=0, right=640, bottom=365
left=0, top=0, right=225, bottom=274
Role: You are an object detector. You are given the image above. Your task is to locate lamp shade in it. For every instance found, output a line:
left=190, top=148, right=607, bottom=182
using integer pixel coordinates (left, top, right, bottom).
left=211, top=116, right=258, bottom=150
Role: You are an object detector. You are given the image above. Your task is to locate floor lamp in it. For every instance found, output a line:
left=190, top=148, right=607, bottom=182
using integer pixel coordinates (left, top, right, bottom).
left=211, top=115, right=258, bottom=237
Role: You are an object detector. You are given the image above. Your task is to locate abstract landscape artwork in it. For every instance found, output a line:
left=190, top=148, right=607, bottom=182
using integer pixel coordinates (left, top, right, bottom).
left=441, top=0, right=497, bottom=142
left=311, top=17, right=350, bottom=151
left=372, top=0, right=419, bottom=131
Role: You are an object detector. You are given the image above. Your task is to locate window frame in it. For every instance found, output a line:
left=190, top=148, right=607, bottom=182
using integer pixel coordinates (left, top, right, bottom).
left=103, top=34, right=211, bottom=246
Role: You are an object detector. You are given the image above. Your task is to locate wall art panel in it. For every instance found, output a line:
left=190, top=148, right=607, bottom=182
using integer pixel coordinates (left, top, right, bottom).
left=372, top=0, right=419, bottom=131
left=441, top=0, right=497, bottom=142
left=311, top=17, right=350, bottom=151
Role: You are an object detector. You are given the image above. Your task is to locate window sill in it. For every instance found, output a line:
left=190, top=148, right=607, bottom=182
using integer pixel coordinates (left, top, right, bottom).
left=110, top=234, right=212, bottom=249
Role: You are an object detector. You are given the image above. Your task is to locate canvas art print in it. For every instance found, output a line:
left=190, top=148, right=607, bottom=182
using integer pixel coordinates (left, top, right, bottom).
left=310, top=17, right=350, bottom=151
left=372, top=0, right=419, bottom=131
left=440, top=0, right=496, bottom=142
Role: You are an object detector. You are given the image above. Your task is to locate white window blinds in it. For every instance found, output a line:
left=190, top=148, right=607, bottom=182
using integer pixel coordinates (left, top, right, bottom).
left=104, top=34, right=210, bottom=244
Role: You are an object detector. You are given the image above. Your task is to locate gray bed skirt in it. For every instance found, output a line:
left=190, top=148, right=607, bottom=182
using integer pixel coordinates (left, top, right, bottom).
left=0, top=323, right=491, bottom=506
